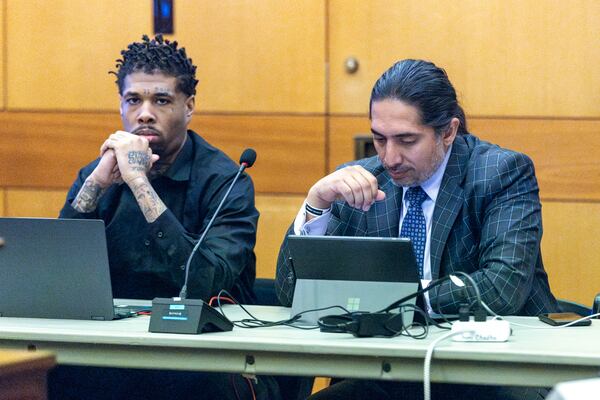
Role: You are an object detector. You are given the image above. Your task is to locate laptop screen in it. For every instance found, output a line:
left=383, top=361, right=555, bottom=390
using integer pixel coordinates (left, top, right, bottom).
left=0, top=217, right=117, bottom=320
left=287, top=235, right=420, bottom=324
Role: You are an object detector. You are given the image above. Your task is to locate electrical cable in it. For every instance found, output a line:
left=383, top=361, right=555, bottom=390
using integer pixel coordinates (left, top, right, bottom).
left=231, top=374, right=257, bottom=400
left=209, top=296, right=235, bottom=307
left=423, top=330, right=474, bottom=400
left=385, top=304, right=430, bottom=339
left=215, top=289, right=351, bottom=330
left=244, top=377, right=257, bottom=400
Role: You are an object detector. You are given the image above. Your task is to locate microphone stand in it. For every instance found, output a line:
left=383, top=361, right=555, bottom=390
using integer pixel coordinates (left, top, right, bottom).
left=149, top=150, right=256, bottom=334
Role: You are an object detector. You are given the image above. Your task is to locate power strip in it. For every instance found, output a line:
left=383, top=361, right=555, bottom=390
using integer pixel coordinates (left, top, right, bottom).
left=451, top=318, right=511, bottom=342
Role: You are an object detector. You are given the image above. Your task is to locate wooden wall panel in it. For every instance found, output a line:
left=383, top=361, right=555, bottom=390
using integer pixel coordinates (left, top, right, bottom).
left=0, top=112, right=120, bottom=188
left=0, top=112, right=325, bottom=194
left=255, top=195, right=304, bottom=279
left=0, top=0, right=4, bottom=110
left=5, top=0, right=150, bottom=110
left=328, top=116, right=600, bottom=201
left=542, top=201, right=600, bottom=306
left=4, top=189, right=66, bottom=217
left=0, top=189, right=4, bottom=216
left=191, top=115, right=325, bottom=194
left=5, top=0, right=325, bottom=113
left=329, top=0, right=600, bottom=117
left=171, top=0, right=326, bottom=113
left=471, top=119, right=600, bottom=201
left=328, top=116, right=370, bottom=171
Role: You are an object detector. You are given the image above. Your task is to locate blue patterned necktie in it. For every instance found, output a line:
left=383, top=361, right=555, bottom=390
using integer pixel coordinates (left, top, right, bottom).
left=400, top=186, right=428, bottom=278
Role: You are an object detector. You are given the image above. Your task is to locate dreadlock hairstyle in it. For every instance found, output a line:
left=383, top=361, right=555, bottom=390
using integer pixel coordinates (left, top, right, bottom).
left=111, top=34, right=198, bottom=96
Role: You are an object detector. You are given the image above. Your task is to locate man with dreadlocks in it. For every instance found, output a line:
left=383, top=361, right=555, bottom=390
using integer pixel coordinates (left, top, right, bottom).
left=60, top=34, right=257, bottom=303
left=55, top=35, right=277, bottom=400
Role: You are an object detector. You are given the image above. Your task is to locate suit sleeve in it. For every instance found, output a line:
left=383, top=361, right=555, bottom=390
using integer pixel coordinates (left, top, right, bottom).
left=274, top=200, right=345, bottom=306
left=430, top=152, right=544, bottom=315
left=274, top=199, right=368, bottom=306
left=275, top=224, right=297, bottom=306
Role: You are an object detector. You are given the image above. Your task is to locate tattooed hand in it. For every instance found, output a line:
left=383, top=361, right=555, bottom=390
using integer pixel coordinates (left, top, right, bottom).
left=89, top=149, right=122, bottom=188
left=101, top=131, right=160, bottom=185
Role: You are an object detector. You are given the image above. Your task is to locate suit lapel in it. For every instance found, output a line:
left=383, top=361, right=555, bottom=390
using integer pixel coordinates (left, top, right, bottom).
left=366, top=174, right=403, bottom=237
left=430, top=136, right=469, bottom=279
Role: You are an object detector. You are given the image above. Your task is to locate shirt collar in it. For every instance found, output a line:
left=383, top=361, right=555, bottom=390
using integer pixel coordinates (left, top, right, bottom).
left=402, top=143, right=453, bottom=203
left=162, top=133, right=192, bottom=181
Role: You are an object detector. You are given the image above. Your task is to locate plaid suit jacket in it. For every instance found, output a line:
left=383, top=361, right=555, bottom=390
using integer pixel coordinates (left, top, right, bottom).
left=275, top=134, right=558, bottom=316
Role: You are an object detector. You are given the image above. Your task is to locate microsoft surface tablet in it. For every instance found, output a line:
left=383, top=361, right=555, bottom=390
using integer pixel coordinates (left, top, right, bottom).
left=287, top=235, right=420, bottom=324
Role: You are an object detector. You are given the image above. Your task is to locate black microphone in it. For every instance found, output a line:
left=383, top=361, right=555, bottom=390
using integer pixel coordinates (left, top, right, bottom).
left=149, top=148, right=257, bottom=334
left=240, top=148, right=257, bottom=168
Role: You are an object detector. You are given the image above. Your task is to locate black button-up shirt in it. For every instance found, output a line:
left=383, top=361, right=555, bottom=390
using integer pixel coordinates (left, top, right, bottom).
left=60, top=131, right=258, bottom=303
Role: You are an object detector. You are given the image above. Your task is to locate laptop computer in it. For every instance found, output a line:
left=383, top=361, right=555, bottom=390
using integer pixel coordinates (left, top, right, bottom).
left=0, top=217, right=145, bottom=320
left=287, top=235, right=420, bottom=324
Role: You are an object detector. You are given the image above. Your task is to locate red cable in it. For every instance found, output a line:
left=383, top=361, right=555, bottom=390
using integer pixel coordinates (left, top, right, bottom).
left=231, top=375, right=241, bottom=400
left=245, top=377, right=257, bottom=400
left=231, top=375, right=256, bottom=400
left=208, top=296, right=236, bottom=306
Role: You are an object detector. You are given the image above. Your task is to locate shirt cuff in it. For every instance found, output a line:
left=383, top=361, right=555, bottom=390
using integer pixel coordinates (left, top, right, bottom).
left=293, top=200, right=331, bottom=235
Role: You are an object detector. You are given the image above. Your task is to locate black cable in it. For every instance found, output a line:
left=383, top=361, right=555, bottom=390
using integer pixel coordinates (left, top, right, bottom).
left=214, top=273, right=485, bottom=338
left=450, top=271, right=484, bottom=311
left=377, top=275, right=451, bottom=314
left=216, top=289, right=352, bottom=330
left=385, top=304, right=429, bottom=339
left=430, top=299, right=455, bottom=327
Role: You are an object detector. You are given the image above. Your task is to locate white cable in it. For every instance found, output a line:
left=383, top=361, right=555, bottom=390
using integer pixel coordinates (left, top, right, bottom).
left=423, top=330, right=471, bottom=400
left=481, top=300, right=496, bottom=317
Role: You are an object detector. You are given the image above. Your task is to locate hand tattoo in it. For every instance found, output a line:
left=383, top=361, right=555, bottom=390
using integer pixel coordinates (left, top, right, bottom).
left=128, top=151, right=150, bottom=171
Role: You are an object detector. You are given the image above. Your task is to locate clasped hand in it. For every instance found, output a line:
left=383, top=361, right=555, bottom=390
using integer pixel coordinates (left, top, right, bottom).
left=306, top=165, right=386, bottom=212
left=91, top=131, right=160, bottom=188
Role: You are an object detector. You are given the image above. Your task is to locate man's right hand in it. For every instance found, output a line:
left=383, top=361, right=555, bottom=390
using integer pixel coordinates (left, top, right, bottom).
left=306, top=165, right=386, bottom=212
left=71, top=150, right=121, bottom=213
left=88, top=149, right=122, bottom=189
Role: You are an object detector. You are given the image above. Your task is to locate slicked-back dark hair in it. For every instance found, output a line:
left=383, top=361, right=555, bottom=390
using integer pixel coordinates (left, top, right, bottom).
left=111, top=34, right=198, bottom=96
left=369, top=59, right=469, bottom=136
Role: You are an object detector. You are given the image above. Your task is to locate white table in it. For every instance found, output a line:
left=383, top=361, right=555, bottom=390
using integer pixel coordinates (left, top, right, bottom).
left=0, top=305, right=599, bottom=387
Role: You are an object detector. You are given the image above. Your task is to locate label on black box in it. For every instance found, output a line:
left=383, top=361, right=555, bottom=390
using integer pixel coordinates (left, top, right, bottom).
left=162, top=304, right=189, bottom=321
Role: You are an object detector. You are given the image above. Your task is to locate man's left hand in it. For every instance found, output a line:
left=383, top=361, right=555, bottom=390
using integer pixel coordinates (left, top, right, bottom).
left=101, top=131, right=160, bottom=185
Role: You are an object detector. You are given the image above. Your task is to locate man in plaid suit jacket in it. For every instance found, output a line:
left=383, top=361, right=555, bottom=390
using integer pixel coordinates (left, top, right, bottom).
left=275, top=60, right=558, bottom=399
left=276, top=133, right=557, bottom=316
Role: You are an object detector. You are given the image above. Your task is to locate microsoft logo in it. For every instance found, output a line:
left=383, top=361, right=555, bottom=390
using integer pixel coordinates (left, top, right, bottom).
left=347, top=297, right=360, bottom=312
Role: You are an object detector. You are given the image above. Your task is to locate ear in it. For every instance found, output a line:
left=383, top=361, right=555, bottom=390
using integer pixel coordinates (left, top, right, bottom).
left=185, top=95, right=195, bottom=121
left=442, top=117, right=459, bottom=148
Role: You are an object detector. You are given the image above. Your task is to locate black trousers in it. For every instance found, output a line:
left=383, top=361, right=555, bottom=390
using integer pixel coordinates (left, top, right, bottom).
left=309, top=379, right=549, bottom=400
left=49, top=366, right=281, bottom=400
